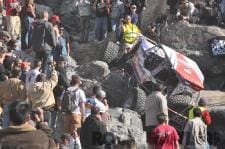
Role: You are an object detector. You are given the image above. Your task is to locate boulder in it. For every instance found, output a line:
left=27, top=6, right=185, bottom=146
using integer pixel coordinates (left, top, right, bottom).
left=142, top=0, right=168, bottom=29
left=75, top=61, right=110, bottom=81
left=160, top=22, right=225, bottom=89
left=72, top=41, right=102, bottom=65
left=35, top=4, right=53, bottom=17
left=107, top=108, right=147, bottom=149
left=102, top=71, right=129, bottom=108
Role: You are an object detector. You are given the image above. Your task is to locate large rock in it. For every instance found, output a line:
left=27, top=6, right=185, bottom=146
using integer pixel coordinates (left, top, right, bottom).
left=75, top=61, right=110, bottom=81
left=107, top=108, right=147, bottom=149
left=102, top=71, right=129, bottom=108
left=161, top=22, right=225, bottom=89
left=72, top=41, right=102, bottom=65
left=142, top=0, right=168, bottom=29
left=35, top=4, right=53, bottom=17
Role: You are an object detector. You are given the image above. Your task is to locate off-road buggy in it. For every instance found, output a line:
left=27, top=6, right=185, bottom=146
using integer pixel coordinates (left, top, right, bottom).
left=101, top=34, right=205, bottom=130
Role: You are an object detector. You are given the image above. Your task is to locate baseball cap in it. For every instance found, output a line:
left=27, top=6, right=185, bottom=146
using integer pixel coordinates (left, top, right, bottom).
left=51, top=15, right=60, bottom=23
left=21, top=61, right=31, bottom=70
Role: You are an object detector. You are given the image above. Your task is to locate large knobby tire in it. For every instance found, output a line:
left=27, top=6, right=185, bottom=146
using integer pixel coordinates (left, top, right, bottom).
left=124, top=87, right=147, bottom=114
left=168, top=95, right=192, bottom=132
left=168, top=95, right=193, bottom=110
left=101, top=32, right=119, bottom=64
left=102, top=41, right=119, bottom=64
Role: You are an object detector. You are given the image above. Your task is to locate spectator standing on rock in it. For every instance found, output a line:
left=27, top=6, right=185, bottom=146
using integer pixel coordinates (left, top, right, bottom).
left=5, top=0, right=21, bottom=39
left=148, top=112, right=180, bottom=149
left=131, top=0, right=146, bottom=27
left=93, top=0, right=110, bottom=41
left=130, top=4, right=139, bottom=25
left=32, top=11, right=56, bottom=74
left=145, top=83, right=168, bottom=149
left=76, top=0, right=91, bottom=44
left=80, top=106, right=107, bottom=149
left=0, top=100, right=55, bottom=148
left=56, top=26, right=70, bottom=60
left=20, top=0, right=35, bottom=51
left=110, top=0, right=124, bottom=41
left=182, top=107, right=207, bottom=149
left=27, top=63, right=58, bottom=128
left=0, top=67, right=26, bottom=128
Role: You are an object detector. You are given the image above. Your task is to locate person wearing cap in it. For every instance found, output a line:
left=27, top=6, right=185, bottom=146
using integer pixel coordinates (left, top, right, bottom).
left=188, top=97, right=211, bottom=126
left=20, top=0, right=35, bottom=51
left=76, top=0, right=91, bottom=43
left=176, top=0, right=198, bottom=22
left=20, top=61, right=31, bottom=83
left=51, top=15, right=61, bottom=61
left=148, top=112, right=180, bottom=149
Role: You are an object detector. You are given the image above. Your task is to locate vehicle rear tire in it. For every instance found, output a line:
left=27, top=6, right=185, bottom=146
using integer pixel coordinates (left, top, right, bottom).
left=124, top=87, right=146, bottom=114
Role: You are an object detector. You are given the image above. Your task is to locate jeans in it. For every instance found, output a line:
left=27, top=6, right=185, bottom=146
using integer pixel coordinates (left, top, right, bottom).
left=111, top=18, right=120, bottom=41
left=21, top=16, right=34, bottom=50
left=2, top=104, right=10, bottom=128
left=80, top=16, right=90, bottom=42
left=95, top=16, right=108, bottom=41
left=35, top=50, right=52, bottom=74
left=44, top=110, right=57, bottom=129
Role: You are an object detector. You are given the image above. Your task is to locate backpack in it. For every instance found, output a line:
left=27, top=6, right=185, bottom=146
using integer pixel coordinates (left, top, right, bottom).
left=32, top=21, right=46, bottom=51
left=61, top=88, right=79, bottom=113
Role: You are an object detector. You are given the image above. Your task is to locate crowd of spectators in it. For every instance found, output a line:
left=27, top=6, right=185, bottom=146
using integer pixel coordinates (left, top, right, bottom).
left=0, top=0, right=218, bottom=148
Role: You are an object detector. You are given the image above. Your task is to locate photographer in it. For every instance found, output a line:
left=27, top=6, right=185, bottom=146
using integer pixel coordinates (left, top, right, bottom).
left=0, top=100, right=55, bottom=148
left=27, top=62, right=58, bottom=128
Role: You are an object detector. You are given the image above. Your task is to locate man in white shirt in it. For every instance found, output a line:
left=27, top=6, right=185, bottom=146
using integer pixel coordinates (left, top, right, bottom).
left=25, top=59, right=41, bottom=91
left=60, top=75, right=86, bottom=135
left=145, top=83, right=168, bottom=149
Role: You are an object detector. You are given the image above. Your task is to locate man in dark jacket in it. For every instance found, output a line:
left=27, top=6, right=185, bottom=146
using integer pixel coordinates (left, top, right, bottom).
left=32, top=11, right=56, bottom=74
left=0, top=100, right=55, bottom=149
left=80, top=106, right=107, bottom=149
